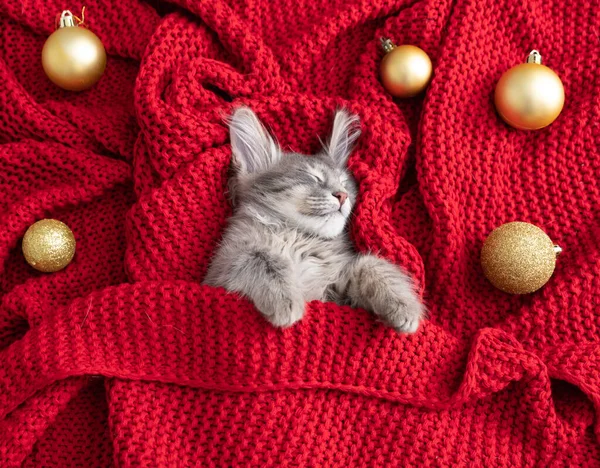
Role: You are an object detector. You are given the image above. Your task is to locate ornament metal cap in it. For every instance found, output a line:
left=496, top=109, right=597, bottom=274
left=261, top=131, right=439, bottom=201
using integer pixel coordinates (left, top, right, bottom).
left=380, top=37, right=395, bottom=54
left=58, top=10, right=76, bottom=28
left=526, top=50, right=542, bottom=64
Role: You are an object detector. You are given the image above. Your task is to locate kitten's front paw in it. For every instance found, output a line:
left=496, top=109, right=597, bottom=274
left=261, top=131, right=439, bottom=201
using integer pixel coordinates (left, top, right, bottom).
left=255, top=290, right=305, bottom=328
left=377, top=289, right=424, bottom=334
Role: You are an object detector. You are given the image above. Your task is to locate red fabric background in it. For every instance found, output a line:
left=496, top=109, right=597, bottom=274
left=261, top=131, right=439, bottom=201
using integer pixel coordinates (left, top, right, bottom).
left=1, top=0, right=599, bottom=465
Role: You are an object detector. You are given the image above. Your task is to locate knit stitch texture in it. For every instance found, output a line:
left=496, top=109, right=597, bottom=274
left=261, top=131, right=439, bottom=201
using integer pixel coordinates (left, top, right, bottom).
left=0, top=0, right=599, bottom=466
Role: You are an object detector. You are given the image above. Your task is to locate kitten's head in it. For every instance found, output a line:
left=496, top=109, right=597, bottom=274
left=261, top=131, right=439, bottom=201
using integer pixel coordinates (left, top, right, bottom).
left=228, top=107, right=361, bottom=239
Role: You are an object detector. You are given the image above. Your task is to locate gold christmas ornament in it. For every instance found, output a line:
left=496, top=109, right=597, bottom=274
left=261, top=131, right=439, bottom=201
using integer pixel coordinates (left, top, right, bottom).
left=481, top=221, right=561, bottom=294
left=42, top=10, right=107, bottom=91
left=22, top=219, right=76, bottom=273
left=379, top=38, right=432, bottom=97
left=494, top=50, right=564, bottom=130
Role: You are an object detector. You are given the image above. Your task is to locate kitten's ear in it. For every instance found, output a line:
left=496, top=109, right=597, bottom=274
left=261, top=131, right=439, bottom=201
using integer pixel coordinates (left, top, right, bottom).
left=326, top=109, right=361, bottom=167
left=229, top=107, right=281, bottom=175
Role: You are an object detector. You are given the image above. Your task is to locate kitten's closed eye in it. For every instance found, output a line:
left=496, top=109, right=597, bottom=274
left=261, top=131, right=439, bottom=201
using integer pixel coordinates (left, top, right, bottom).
left=303, top=171, right=324, bottom=184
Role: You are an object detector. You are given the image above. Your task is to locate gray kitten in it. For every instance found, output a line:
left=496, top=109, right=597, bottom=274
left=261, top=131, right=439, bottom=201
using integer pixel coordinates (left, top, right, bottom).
left=204, top=107, right=424, bottom=332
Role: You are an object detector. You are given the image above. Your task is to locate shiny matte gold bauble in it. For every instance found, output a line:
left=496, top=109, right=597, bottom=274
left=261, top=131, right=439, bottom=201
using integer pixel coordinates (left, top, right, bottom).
left=22, top=219, right=76, bottom=273
left=380, top=38, right=432, bottom=97
left=481, top=221, right=561, bottom=294
left=42, top=11, right=106, bottom=91
left=494, top=50, right=564, bottom=130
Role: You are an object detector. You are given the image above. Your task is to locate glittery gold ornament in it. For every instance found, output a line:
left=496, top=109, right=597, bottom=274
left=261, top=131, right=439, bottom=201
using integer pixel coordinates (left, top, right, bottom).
left=494, top=50, right=564, bottom=130
left=481, top=222, right=561, bottom=294
left=379, top=38, right=432, bottom=98
left=42, top=10, right=107, bottom=91
left=22, top=219, right=76, bottom=272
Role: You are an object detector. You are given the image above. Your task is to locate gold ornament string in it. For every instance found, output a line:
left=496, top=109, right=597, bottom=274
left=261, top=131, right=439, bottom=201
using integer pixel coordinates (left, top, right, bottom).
left=72, top=6, right=87, bottom=27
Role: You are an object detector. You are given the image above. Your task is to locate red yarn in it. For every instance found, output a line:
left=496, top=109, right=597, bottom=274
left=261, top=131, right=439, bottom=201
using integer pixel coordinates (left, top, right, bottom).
left=0, top=0, right=599, bottom=465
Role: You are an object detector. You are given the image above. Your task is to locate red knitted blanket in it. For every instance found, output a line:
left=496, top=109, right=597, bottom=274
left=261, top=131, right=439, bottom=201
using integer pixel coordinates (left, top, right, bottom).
left=1, top=0, right=599, bottom=465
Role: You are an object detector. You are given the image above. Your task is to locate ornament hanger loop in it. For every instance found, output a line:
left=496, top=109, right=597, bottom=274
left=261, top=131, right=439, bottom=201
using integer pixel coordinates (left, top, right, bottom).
left=56, top=7, right=86, bottom=29
left=526, top=50, right=542, bottom=64
left=58, top=10, right=75, bottom=28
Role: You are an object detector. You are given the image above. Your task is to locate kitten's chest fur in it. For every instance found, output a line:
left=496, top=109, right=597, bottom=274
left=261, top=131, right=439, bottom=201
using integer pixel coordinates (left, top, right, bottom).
left=205, top=216, right=357, bottom=305
left=273, top=229, right=354, bottom=302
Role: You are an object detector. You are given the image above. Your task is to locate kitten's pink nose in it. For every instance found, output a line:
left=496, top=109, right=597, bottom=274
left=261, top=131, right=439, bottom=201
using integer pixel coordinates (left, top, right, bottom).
left=333, top=191, right=348, bottom=206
